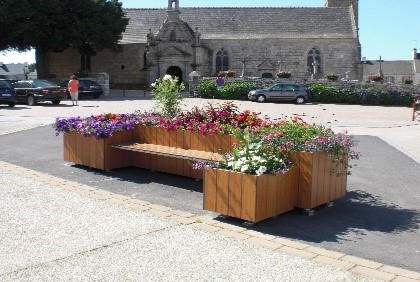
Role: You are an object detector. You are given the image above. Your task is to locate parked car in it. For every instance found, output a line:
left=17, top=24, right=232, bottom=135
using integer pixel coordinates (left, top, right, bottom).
left=248, top=83, right=309, bottom=104
left=0, top=79, right=18, bottom=107
left=59, top=79, right=103, bottom=99
left=13, top=80, right=67, bottom=106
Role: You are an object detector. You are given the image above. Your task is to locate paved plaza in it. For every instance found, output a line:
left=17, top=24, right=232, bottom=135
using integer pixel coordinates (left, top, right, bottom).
left=0, top=91, right=419, bottom=281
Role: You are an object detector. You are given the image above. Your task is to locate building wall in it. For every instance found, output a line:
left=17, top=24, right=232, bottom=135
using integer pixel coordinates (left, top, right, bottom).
left=48, top=36, right=360, bottom=87
left=48, top=44, right=149, bottom=88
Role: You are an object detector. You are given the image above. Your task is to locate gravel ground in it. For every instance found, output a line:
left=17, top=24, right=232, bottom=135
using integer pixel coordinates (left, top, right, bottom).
left=0, top=171, right=379, bottom=282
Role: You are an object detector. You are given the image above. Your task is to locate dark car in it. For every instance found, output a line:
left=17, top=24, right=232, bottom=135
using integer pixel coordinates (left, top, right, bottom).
left=60, top=79, right=103, bottom=99
left=0, top=79, right=18, bottom=107
left=248, top=83, right=309, bottom=104
left=13, top=80, right=67, bottom=106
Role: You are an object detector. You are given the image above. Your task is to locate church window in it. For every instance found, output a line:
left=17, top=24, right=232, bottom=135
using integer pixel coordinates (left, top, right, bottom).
left=261, top=72, right=273, bottom=79
left=307, top=48, right=321, bottom=74
left=80, top=55, right=91, bottom=71
left=143, top=52, right=148, bottom=69
left=216, top=49, right=229, bottom=73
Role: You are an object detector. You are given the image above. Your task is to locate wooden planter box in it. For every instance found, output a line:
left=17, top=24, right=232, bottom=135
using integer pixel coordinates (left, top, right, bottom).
left=63, top=126, right=236, bottom=177
left=203, top=166, right=299, bottom=223
left=63, top=131, right=134, bottom=170
left=291, top=151, right=348, bottom=209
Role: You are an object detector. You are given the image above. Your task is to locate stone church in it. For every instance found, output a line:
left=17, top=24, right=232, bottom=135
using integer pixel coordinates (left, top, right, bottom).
left=47, top=0, right=362, bottom=87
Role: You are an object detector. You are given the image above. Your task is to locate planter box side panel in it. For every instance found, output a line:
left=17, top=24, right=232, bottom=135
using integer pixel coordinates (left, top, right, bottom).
left=63, top=132, right=77, bottom=164
left=203, top=169, right=217, bottom=211
left=215, top=169, right=230, bottom=216
left=104, top=131, right=133, bottom=170
left=295, top=152, right=317, bottom=208
left=295, top=151, right=348, bottom=209
left=227, top=171, right=243, bottom=219
left=255, top=174, right=269, bottom=222
left=156, top=127, right=170, bottom=146
left=241, top=174, right=257, bottom=222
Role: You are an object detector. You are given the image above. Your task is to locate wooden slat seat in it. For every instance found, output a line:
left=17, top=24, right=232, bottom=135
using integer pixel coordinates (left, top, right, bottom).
left=111, top=143, right=225, bottom=162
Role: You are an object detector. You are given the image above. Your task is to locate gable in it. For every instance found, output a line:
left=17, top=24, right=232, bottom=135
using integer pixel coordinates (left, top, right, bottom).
left=157, top=46, right=192, bottom=57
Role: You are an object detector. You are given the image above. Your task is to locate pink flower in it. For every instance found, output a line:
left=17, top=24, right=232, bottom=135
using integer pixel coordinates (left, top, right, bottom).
left=286, top=141, right=294, bottom=147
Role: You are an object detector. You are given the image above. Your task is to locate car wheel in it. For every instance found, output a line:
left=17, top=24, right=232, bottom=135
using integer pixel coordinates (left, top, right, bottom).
left=295, top=96, right=305, bottom=104
left=52, top=100, right=61, bottom=105
left=256, top=95, right=266, bottom=103
left=7, top=102, right=16, bottom=107
left=27, top=95, right=36, bottom=106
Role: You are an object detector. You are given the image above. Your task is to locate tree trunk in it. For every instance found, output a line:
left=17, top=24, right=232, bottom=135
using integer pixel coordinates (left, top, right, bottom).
left=35, top=45, right=50, bottom=79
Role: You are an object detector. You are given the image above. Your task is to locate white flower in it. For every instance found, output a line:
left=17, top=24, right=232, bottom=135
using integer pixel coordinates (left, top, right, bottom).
left=256, top=166, right=267, bottom=176
left=240, top=164, right=249, bottom=172
left=150, top=82, right=156, bottom=87
left=163, top=74, right=172, bottom=80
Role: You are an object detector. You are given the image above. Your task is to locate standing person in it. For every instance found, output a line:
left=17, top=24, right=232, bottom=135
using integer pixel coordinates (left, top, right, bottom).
left=68, top=75, right=79, bottom=106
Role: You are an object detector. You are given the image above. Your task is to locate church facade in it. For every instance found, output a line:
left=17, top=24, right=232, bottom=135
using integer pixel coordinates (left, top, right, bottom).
left=47, top=0, right=362, bottom=87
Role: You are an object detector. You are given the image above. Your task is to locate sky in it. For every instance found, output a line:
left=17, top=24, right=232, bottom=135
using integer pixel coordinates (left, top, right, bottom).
left=1, top=0, right=419, bottom=64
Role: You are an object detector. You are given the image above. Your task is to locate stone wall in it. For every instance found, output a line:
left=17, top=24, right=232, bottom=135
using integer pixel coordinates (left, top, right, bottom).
left=47, top=37, right=361, bottom=88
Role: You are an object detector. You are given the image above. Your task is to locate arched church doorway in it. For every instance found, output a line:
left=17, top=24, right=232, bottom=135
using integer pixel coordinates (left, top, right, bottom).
left=166, top=66, right=183, bottom=84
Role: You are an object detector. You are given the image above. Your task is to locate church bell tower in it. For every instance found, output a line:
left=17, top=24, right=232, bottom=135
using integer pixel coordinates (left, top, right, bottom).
left=325, top=0, right=358, bottom=29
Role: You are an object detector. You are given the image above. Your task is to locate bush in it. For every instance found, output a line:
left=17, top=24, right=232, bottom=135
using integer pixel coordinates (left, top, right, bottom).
left=196, top=80, right=217, bottom=98
left=196, top=81, right=255, bottom=100
left=150, top=75, right=185, bottom=117
left=307, top=83, right=413, bottom=106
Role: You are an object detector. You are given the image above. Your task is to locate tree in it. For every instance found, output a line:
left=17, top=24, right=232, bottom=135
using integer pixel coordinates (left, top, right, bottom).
left=0, top=0, right=128, bottom=78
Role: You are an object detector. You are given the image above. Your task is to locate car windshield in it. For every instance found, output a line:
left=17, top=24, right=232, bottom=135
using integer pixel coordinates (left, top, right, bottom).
left=32, top=80, right=58, bottom=87
left=81, top=80, right=97, bottom=86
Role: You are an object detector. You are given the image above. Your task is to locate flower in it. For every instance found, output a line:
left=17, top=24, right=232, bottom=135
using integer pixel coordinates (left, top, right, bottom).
left=195, top=129, right=292, bottom=176
left=54, top=102, right=359, bottom=174
left=53, top=113, right=143, bottom=139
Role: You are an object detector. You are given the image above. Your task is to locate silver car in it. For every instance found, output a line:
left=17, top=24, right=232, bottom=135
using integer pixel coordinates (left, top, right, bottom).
left=248, top=83, right=309, bottom=104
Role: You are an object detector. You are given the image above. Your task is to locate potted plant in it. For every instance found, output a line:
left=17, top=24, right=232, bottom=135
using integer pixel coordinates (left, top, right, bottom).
left=402, top=76, right=413, bottom=84
left=326, top=73, right=339, bottom=81
left=54, top=113, right=142, bottom=170
left=277, top=71, right=291, bottom=79
left=256, top=116, right=359, bottom=209
left=199, top=129, right=299, bottom=223
left=368, top=75, right=383, bottom=82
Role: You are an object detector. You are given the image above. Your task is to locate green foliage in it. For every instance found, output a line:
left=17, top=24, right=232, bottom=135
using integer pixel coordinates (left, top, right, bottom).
left=307, top=83, right=414, bottom=106
left=0, top=0, right=128, bottom=78
left=196, top=80, right=217, bottom=98
left=150, top=75, right=185, bottom=117
left=28, top=63, right=37, bottom=72
left=196, top=81, right=255, bottom=100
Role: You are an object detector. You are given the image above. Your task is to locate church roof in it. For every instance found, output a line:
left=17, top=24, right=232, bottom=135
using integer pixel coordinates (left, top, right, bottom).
left=121, top=7, right=357, bottom=44
left=363, top=60, right=414, bottom=76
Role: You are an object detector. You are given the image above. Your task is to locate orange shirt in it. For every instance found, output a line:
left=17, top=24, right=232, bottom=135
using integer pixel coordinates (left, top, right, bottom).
left=68, top=79, right=79, bottom=92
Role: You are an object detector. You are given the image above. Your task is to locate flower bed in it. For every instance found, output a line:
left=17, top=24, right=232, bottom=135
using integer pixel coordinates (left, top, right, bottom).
left=54, top=102, right=359, bottom=217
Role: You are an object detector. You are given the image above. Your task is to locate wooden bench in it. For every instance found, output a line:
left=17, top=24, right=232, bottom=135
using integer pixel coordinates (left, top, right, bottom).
left=111, top=143, right=224, bottom=162
left=105, top=125, right=235, bottom=179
